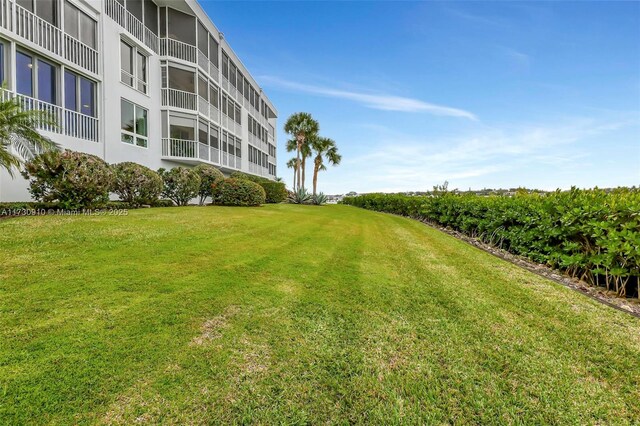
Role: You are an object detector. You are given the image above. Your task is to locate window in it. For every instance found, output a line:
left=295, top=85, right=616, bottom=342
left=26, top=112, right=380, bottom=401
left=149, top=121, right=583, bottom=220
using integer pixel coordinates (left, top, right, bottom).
left=210, top=84, right=219, bottom=108
left=197, top=21, right=208, bottom=57
left=170, top=124, right=194, bottom=140
left=65, top=71, right=96, bottom=116
left=198, top=77, right=208, bottom=101
left=64, top=2, right=96, bottom=49
left=229, top=62, right=236, bottom=88
left=168, top=66, right=195, bottom=92
left=17, top=52, right=59, bottom=104
left=121, top=40, right=147, bottom=93
left=126, top=0, right=143, bottom=22
left=121, top=99, right=148, bottom=147
left=199, top=120, right=208, bottom=145
left=18, top=0, right=57, bottom=26
left=234, top=105, right=241, bottom=125
left=210, top=126, right=219, bottom=148
left=167, top=7, right=195, bottom=45
left=221, top=51, right=229, bottom=79
left=209, top=35, right=218, bottom=67
left=144, top=0, right=158, bottom=35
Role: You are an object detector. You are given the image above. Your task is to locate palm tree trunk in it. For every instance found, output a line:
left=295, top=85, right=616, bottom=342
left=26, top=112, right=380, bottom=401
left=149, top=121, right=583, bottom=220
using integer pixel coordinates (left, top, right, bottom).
left=301, top=156, right=306, bottom=190
left=313, top=165, right=319, bottom=196
left=296, top=137, right=302, bottom=191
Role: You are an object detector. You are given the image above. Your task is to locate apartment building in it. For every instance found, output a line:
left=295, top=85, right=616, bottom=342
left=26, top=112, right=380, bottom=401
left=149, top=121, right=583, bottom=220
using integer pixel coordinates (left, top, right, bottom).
left=0, top=0, right=278, bottom=201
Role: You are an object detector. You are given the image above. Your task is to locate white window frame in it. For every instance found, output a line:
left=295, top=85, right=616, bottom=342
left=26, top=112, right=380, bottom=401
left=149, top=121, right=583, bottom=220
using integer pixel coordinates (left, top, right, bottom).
left=121, top=98, right=149, bottom=148
left=120, top=39, right=148, bottom=94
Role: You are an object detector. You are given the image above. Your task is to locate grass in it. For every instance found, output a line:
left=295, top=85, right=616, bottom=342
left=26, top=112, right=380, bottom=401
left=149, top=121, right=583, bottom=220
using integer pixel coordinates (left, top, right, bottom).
left=1, top=204, right=639, bottom=424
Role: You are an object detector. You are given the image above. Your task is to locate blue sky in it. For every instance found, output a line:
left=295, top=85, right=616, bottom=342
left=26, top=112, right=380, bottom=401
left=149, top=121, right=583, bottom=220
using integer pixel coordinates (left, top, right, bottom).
left=201, top=1, right=640, bottom=193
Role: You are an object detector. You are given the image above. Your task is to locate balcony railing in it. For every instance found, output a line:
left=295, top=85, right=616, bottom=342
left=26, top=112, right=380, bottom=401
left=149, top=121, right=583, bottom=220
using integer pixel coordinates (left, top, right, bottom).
left=0, top=0, right=98, bottom=74
left=104, top=0, right=158, bottom=52
left=161, top=88, right=197, bottom=110
left=160, top=38, right=196, bottom=63
left=0, top=88, right=99, bottom=142
left=163, top=138, right=241, bottom=169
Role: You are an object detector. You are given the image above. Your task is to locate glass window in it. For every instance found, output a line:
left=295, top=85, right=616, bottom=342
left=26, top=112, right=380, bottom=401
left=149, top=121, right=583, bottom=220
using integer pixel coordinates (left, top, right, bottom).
left=221, top=52, right=228, bottom=78
left=38, top=59, right=56, bottom=104
left=167, top=8, right=195, bottom=45
left=80, top=78, right=95, bottom=117
left=235, top=105, right=241, bottom=125
left=79, top=13, right=96, bottom=49
left=121, top=40, right=147, bottom=93
left=198, top=77, right=208, bottom=101
left=16, top=52, right=33, bottom=97
left=210, top=127, right=219, bottom=148
left=170, top=124, right=194, bottom=140
left=197, top=21, right=208, bottom=56
left=64, top=1, right=78, bottom=39
left=120, top=41, right=133, bottom=85
left=126, top=0, right=143, bottom=22
left=199, top=120, right=208, bottom=144
left=210, top=85, right=219, bottom=108
left=37, top=0, right=57, bottom=26
left=144, top=0, right=158, bottom=35
left=65, top=2, right=96, bottom=48
left=136, top=52, right=146, bottom=92
left=209, top=35, right=218, bottom=67
left=64, top=71, right=77, bottom=110
left=121, top=99, right=148, bottom=147
left=168, top=66, right=194, bottom=92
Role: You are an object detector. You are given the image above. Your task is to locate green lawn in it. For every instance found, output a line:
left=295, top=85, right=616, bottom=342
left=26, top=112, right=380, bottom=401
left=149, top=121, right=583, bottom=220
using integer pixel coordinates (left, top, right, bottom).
left=1, top=205, right=639, bottom=424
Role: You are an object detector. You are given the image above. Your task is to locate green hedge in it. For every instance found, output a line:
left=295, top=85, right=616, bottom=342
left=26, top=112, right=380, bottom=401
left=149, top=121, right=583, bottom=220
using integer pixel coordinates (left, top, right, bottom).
left=229, top=171, right=286, bottom=203
left=216, top=178, right=265, bottom=206
left=342, top=188, right=640, bottom=299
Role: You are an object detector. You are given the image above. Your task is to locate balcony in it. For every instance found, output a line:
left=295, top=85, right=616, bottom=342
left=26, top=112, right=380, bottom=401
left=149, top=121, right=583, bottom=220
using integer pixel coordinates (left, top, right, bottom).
left=104, top=0, right=158, bottom=53
left=160, top=38, right=196, bottom=63
left=161, top=88, right=197, bottom=111
left=0, top=0, right=98, bottom=74
left=162, top=138, right=243, bottom=170
left=248, top=163, right=271, bottom=178
left=0, top=88, right=99, bottom=142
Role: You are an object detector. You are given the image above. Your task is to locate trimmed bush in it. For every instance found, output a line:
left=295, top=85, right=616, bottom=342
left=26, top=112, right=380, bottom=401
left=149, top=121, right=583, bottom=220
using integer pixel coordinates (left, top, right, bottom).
left=193, top=164, right=224, bottom=205
left=229, top=171, right=285, bottom=203
left=216, top=178, right=265, bottom=206
left=21, top=149, right=113, bottom=209
left=261, top=181, right=287, bottom=203
left=158, top=167, right=201, bottom=206
left=111, top=162, right=163, bottom=206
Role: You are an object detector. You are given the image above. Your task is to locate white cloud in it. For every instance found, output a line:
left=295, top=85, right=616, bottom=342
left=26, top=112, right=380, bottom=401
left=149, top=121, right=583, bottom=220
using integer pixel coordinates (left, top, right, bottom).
left=259, top=76, right=478, bottom=120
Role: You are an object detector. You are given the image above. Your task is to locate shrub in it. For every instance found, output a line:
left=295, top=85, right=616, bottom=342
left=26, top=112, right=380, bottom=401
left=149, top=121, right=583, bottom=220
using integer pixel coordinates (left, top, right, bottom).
left=158, top=167, right=201, bottom=206
left=229, top=171, right=285, bottom=204
left=193, top=164, right=224, bottom=205
left=111, top=162, right=163, bottom=206
left=312, top=192, right=328, bottom=205
left=288, top=188, right=312, bottom=204
left=261, top=181, right=287, bottom=203
left=21, top=149, right=113, bottom=209
left=216, top=178, right=265, bottom=206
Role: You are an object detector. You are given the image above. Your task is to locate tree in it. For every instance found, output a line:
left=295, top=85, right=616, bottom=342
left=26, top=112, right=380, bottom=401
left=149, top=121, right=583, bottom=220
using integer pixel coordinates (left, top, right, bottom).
left=286, top=157, right=297, bottom=191
left=300, top=134, right=314, bottom=190
left=310, top=137, right=341, bottom=196
left=0, top=96, right=59, bottom=176
left=284, top=112, right=318, bottom=191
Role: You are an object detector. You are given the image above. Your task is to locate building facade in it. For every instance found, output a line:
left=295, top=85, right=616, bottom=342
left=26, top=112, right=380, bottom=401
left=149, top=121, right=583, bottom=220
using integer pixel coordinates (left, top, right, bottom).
left=0, top=0, right=278, bottom=201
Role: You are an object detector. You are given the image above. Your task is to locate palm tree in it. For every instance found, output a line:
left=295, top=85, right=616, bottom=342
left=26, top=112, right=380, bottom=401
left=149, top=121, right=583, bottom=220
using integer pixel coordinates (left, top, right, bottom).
left=299, top=135, right=313, bottom=190
left=286, top=157, right=297, bottom=190
left=310, top=137, right=341, bottom=196
left=285, top=138, right=298, bottom=191
left=284, top=112, right=319, bottom=191
left=0, top=96, right=59, bottom=176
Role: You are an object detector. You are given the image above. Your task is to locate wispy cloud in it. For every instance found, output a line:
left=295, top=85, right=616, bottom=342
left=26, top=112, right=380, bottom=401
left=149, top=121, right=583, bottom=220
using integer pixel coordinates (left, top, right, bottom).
left=329, top=116, right=639, bottom=193
left=259, top=76, right=478, bottom=120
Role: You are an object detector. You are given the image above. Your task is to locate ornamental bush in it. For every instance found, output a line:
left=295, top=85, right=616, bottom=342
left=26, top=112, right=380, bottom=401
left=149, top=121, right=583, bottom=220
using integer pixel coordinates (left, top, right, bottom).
left=228, top=171, right=285, bottom=203
left=216, top=178, right=265, bottom=206
left=158, top=167, right=201, bottom=206
left=193, top=164, right=224, bottom=205
left=111, top=162, right=163, bottom=206
left=21, top=149, right=113, bottom=209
